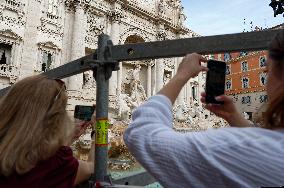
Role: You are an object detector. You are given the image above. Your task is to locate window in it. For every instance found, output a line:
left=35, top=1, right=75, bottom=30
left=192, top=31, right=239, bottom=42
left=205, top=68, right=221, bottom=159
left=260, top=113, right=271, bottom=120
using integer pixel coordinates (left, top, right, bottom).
left=259, top=56, right=266, bottom=67
left=242, top=77, right=249, bottom=88
left=260, top=95, right=268, bottom=103
left=226, top=65, right=231, bottom=75
left=225, top=80, right=232, bottom=90
left=41, top=51, right=53, bottom=72
left=260, top=72, right=267, bottom=86
left=242, top=96, right=251, bottom=104
left=48, top=0, right=59, bottom=15
left=192, top=86, right=197, bottom=101
left=241, top=61, right=248, bottom=72
left=224, top=53, right=231, bottom=62
left=0, top=44, right=12, bottom=65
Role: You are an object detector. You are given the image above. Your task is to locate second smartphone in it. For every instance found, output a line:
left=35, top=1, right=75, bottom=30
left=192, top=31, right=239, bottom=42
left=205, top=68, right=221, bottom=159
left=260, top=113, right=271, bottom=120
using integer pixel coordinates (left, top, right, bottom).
left=205, top=60, right=226, bottom=104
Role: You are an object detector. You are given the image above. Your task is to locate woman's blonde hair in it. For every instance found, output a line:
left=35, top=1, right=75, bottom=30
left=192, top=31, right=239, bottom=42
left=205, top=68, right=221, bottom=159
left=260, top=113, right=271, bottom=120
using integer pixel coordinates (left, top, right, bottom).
left=0, top=75, right=74, bottom=176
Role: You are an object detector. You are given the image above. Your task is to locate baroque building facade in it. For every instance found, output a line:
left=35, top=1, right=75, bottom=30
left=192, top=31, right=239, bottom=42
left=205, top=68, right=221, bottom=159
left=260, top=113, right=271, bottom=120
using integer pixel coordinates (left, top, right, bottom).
left=1, top=0, right=230, bottom=165
left=0, top=0, right=205, bottom=120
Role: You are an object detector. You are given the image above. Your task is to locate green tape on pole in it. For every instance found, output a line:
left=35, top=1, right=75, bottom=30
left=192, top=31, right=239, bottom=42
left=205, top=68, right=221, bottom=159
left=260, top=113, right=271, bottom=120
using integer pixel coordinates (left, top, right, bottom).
left=96, top=119, right=108, bottom=145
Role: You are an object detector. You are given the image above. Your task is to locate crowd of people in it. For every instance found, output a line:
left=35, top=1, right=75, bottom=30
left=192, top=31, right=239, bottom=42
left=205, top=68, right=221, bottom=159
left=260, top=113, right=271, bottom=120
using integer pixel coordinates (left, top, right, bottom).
left=0, top=30, right=283, bottom=188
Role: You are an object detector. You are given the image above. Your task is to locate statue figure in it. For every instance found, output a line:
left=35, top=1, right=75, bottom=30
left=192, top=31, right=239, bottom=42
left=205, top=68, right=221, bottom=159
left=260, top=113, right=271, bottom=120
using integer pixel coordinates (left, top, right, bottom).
left=178, top=7, right=187, bottom=26
left=129, top=65, right=146, bottom=105
left=158, top=0, right=166, bottom=15
left=163, top=73, right=171, bottom=85
left=83, top=71, right=95, bottom=89
left=174, top=101, right=189, bottom=123
left=117, top=93, right=132, bottom=121
left=243, top=112, right=250, bottom=120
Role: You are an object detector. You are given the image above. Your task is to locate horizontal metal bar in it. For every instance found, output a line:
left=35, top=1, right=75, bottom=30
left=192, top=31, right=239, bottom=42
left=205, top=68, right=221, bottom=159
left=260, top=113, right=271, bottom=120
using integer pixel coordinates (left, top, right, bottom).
left=112, top=171, right=156, bottom=186
left=42, top=52, right=97, bottom=79
left=111, top=29, right=281, bottom=61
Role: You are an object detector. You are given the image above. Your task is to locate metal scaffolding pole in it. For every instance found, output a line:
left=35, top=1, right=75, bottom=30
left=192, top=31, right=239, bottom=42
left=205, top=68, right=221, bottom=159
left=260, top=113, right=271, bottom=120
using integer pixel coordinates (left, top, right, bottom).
left=94, top=34, right=115, bottom=183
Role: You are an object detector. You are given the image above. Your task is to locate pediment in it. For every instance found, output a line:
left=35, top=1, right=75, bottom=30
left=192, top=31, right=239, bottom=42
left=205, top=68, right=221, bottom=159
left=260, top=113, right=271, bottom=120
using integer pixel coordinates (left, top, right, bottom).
left=0, top=29, right=22, bottom=40
left=38, top=41, right=60, bottom=50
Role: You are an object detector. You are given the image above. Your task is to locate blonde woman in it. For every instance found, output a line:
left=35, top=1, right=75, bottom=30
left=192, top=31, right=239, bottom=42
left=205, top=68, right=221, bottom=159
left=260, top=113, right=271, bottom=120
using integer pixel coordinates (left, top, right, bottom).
left=0, top=75, right=94, bottom=188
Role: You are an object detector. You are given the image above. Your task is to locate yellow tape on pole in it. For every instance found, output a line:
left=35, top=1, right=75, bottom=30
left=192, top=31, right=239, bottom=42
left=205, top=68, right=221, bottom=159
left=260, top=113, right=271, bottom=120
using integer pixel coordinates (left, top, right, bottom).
left=96, top=119, right=109, bottom=146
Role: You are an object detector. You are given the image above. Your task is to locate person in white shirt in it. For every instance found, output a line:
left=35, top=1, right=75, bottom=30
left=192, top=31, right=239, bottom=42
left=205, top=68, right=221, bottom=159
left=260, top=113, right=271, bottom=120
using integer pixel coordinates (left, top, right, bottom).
left=124, top=30, right=284, bottom=188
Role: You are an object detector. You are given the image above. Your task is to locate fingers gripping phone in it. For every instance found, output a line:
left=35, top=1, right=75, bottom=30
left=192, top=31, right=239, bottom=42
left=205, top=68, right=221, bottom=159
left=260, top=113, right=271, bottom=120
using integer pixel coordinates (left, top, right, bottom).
left=205, top=60, right=226, bottom=104
left=74, top=105, right=96, bottom=121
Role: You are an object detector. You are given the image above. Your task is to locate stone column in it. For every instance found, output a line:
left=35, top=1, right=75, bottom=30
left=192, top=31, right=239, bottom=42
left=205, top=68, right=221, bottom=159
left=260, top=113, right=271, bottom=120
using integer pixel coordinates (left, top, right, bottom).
left=109, top=8, right=121, bottom=96
left=155, top=23, right=166, bottom=92
left=176, top=57, right=185, bottom=105
left=68, top=3, right=85, bottom=91
left=19, top=0, right=42, bottom=78
left=152, top=59, right=157, bottom=95
left=147, top=63, right=152, bottom=97
left=117, top=62, right=122, bottom=96
left=155, top=59, right=164, bottom=92
left=108, top=4, right=122, bottom=96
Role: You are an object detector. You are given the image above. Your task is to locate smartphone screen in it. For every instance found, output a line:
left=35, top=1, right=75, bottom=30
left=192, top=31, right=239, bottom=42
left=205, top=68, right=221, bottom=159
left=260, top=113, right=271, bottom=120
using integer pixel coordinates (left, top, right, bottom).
left=74, top=105, right=95, bottom=121
left=205, top=60, right=226, bottom=104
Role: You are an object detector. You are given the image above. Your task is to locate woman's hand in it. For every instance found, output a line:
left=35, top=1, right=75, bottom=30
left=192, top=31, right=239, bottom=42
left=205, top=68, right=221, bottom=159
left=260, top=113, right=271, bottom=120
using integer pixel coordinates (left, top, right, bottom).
left=200, top=92, right=254, bottom=127
left=73, top=119, right=92, bottom=140
left=158, top=53, right=208, bottom=104
left=176, top=53, right=208, bottom=82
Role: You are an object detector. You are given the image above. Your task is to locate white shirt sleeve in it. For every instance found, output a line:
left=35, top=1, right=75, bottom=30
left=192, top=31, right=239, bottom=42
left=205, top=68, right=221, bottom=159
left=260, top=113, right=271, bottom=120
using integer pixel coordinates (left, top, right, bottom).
left=124, top=95, right=284, bottom=188
left=123, top=95, right=225, bottom=188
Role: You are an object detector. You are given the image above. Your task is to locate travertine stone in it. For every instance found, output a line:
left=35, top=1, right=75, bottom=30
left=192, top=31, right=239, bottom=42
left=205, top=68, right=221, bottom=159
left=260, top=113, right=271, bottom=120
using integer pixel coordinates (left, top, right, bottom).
left=0, top=0, right=215, bottom=146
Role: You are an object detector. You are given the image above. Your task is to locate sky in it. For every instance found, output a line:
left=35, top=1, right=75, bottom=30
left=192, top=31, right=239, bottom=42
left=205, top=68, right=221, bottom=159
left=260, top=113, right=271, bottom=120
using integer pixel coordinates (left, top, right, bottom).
left=181, top=0, right=284, bottom=36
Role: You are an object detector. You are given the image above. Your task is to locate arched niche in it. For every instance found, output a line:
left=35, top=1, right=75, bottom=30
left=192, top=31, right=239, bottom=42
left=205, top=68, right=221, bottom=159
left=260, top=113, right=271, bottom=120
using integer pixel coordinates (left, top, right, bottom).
left=124, top=35, right=145, bottom=44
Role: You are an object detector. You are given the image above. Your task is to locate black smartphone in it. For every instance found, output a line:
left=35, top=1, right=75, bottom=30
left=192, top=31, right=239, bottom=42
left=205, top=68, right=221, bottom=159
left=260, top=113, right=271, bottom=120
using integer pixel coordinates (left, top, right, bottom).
left=74, top=105, right=95, bottom=121
left=205, top=60, right=226, bottom=104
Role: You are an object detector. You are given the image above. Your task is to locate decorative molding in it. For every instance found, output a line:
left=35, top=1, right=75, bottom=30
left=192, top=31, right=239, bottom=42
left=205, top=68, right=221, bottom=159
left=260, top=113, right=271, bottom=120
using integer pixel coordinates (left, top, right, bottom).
left=107, top=9, right=124, bottom=23
left=0, top=0, right=26, bottom=26
left=0, top=29, right=22, bottom=45
left=37, top=41, right=61, bottom=52
left=37, top=16, right=63, bottom=37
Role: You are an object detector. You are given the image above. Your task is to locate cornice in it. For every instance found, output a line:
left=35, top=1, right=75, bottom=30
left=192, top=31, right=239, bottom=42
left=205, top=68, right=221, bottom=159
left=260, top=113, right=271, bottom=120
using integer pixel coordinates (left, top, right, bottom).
left=122, top=4, right=188, bottom=34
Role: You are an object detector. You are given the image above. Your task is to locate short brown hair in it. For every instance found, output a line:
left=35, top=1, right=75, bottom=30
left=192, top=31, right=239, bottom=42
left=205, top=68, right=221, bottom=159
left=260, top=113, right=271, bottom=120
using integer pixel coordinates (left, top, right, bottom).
left=0, top=75, right=74, bottom=176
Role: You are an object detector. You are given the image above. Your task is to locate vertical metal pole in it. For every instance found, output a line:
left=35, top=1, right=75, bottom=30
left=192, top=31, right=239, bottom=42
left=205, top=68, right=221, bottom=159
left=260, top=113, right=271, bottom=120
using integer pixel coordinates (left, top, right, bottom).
left=95, top=34, right=110, bottom=183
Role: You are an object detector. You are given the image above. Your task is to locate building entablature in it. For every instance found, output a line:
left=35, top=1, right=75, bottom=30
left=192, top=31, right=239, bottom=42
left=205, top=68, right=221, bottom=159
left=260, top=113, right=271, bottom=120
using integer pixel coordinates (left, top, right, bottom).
left=85, top=0, right=189, bottom=35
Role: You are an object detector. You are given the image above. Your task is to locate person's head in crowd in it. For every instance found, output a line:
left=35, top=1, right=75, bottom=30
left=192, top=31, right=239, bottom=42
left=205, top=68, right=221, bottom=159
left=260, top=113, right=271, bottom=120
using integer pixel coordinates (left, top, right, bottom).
left=0, top=75, right=73, bottom=176
left=264, top=30, right=284, bottom=129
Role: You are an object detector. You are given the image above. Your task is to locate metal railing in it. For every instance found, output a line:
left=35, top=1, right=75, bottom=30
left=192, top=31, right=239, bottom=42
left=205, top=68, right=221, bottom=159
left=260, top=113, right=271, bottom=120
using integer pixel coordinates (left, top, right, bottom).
left=0, top=29, right=282, bottom=187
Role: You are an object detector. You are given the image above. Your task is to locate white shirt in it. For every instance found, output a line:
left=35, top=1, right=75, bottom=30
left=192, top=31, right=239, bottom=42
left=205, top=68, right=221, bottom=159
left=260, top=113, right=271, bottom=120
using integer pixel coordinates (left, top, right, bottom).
left=123, top=95, right=284, bottom=188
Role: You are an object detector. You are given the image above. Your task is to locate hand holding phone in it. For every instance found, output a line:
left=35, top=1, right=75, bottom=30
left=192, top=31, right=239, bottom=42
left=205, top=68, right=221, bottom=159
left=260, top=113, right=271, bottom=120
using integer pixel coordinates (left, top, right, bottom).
left=73, top=105, right=96, bottom=140
left=205, top=60, right=226, bottom=104
left=74, top=105, right=96, bottom=121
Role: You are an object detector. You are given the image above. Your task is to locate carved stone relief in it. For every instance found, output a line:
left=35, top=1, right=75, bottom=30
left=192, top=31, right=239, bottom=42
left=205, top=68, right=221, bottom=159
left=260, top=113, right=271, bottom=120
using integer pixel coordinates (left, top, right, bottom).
left=85, top=12, right=104, bottom=48
left=0, top=0, right=26, bottom=27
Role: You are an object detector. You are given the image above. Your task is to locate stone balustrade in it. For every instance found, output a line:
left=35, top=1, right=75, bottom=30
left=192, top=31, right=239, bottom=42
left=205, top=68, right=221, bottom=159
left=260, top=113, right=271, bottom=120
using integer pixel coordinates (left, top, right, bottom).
left=5, top=0, right=21, bottom=7
left=0, top=64, right=18, bottom=83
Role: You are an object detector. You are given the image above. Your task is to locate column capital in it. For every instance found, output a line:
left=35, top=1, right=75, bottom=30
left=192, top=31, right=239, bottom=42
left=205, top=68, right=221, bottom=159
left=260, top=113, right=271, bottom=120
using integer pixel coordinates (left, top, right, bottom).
left=65, top=0, right=90, bottom=12
left=107, top=9, right=123, bottom=23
